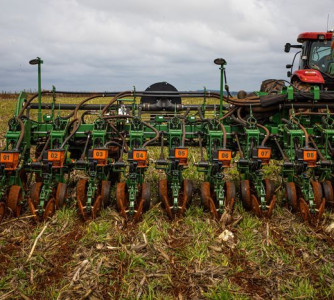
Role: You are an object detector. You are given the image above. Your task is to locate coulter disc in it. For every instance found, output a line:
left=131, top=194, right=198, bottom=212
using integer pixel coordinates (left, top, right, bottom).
left=43, top=198, right=56, bottom=220
left=240, top=180, right=251, bottom=209
left=55, top=182, right=67, bottom=209
left=6, top=185, right=22, bottom=217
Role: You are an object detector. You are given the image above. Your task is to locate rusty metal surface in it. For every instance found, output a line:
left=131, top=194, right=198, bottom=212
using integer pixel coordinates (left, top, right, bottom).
left=299, top=197, right=311, bottom=222
left=159, top=179, right=172, bottom=219
left=30, top=182, right=43, bottom=206
left=285, top=182, right=298, bottom=211
left=264, top=179, right=274, bottom=204
left=225, top=181, right=236, bottom=212
left=6, top=185, right=22, bottom=217
left=317, top=198, right=326, bottom=221
left=28, top=198, right=38, bottom=222
left=266, top=195, right=276, bottom=218
left=201, top=182, right=211, bottom=209
left=322, top=181, right=334, bottom=207
left=77, top=197, right=87, bottom=221
left=76, top=179, right=88, bottom=205
left=92, top=195, right=102, bottom=219
left=116, top=182, right=127, bottom=219
left=240, top=180, right=251, bottom=209
left=180, top=179, right=192, bottom=215
left=55, top=182, right=67, bottom=209
left=251, top=194, right=262, bottom=217
left=134, top=197, right=144, bottom=223
left=101, top=180, right=111, bottom=206
left=311, top=181, right=323, bottom=208
left=200, top=182, right=218, bottom=219
left=43, top=198, right=56, bottom=220
left=142, top=182, right=151, bottom=212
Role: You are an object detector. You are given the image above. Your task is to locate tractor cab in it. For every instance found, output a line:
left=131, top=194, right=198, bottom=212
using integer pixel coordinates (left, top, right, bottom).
left=285, top=32, right=334, bottom=90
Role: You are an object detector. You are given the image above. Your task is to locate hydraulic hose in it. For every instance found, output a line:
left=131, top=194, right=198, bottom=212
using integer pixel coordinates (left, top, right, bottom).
left=15, top=118, right=25, bottom=150
left=219, top=122, right=227, bottom=149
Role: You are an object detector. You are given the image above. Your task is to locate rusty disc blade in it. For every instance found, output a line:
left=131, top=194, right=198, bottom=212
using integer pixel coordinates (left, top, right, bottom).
left=101, top=180, right=111, bottom=207
left=225, top=181, right=236, bottom=212
left=28, top=198, right=39, bottom=222
left=159, top=179, right=172, bottom=219
left=76, top=179, right=88, bottom=205
left=227, top=197, right=235, bottom=214
left=299, top=197, right=311, bottom=222
left=317, top=198, right=326, bottom=221
left=134, top=198, right=145, bottom=223
left=208, top=196, right=219, bottom=219
left=6, top=185, right=22, bottom=217
left=180, top=179, right=192, bottom=214
left=92, top=195, right=102, bottom=219
left=141, top=182, right=151, bottom=212
left=201, top=182, right=211, bottom=209
left=311, top=181, right=323, bottom=208
left=116, top=182, right=127, bottom=219
left=55, top=182, right=67, bottom=209
left=0, top=202, right=5, bottom=223
left=322, top=181, right=334, bottom=207
left=266, top=195, right=276, bottom=218
left=241, top=180, right=251, bottom=210
left=43, top=198, right=56, bottom=220
left=285, top=182, right=298, bottom=211
left=264, top=179, right=275, bottom=204
left=77, top=197, right=87, bottom=221
left=30, top=182, right=43, bottom=206
left=251, top=194, right=262, bottom=217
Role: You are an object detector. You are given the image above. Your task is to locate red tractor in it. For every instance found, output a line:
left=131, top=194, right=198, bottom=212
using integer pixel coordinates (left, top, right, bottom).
left=285, top=31, right=334, bottom=90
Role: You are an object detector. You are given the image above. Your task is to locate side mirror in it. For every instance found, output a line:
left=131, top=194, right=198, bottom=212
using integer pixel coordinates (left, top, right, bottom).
left=287, top=71, right=292, bottom=77
left=284, top=43, right=291, bottom=53
left=286, top=64, right=293, bottom=69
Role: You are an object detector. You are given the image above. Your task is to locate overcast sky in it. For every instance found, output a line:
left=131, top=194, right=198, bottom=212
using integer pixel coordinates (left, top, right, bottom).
left=0, top=0, right=332, bottom=92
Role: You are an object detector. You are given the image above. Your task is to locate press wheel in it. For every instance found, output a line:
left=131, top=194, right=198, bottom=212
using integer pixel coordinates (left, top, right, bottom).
left=6, top=185, right=22, bottom=217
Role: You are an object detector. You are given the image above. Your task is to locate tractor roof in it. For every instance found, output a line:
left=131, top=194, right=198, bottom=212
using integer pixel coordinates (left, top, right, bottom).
left=297, top=32, right=333, bottom=43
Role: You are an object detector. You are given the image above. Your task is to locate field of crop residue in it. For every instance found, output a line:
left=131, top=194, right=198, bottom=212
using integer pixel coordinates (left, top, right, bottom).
left=1, top=94, right=334, bottom=300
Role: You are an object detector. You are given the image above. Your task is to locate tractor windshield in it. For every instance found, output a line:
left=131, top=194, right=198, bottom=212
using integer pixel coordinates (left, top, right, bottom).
left=309, top=41, right=334, bottom=75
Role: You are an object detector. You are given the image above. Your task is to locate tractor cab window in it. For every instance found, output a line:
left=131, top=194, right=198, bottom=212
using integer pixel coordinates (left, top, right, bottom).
left=309, top=41, right=333, bottom=74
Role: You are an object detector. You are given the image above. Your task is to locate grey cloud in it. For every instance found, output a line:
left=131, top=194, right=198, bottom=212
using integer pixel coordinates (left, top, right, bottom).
left=0, top=0, right=332, bottom=92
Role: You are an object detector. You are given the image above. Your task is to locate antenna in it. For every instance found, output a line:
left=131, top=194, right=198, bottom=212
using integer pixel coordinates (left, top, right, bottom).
left=327, top=14, right=329, bottom=32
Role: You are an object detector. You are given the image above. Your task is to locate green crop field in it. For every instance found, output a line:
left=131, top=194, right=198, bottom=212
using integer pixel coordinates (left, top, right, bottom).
left=0, top=95, right=334, bottom=300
